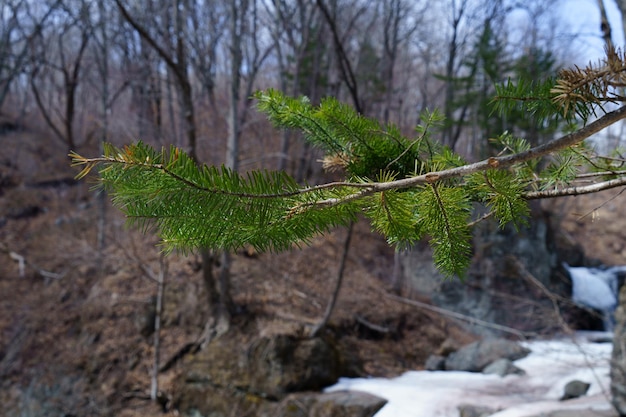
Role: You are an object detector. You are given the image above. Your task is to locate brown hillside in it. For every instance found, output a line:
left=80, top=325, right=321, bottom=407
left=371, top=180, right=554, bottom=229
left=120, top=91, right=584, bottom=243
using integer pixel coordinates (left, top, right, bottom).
left=0, top=127, right=475, bottom=416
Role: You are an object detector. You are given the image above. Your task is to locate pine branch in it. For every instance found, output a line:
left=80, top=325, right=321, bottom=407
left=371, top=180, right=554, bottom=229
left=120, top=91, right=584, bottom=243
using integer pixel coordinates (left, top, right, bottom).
left=524, top=176, right=626, bottom=199
left=71, top=69, right=626, bottom=280
left=552, top=45, right=626, bottom=115
left=71, top=143, right=361, bottom=253
left=417, top=183, right=472, bottom=277
left=295, top=104, right=626, bottom=211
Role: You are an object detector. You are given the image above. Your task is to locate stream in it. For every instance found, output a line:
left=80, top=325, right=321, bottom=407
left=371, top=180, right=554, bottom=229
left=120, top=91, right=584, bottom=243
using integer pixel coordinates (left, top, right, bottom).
left=327, top=332, right=613, bottom=417
left=327, top=264, right=626, bottom=417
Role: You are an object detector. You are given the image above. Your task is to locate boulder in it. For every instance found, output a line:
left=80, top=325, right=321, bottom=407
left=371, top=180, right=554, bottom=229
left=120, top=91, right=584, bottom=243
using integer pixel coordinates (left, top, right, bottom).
left=445, top=338, right=530, bottom=372
left=246, top=334, right=343, bottom=398
left=482, top=358, right=525, bottom=377
left=458, top=403, right=498, bottom=417
left=174, top=329, right=355, bottom=417
left=269, top=391, right=387, bottom=417
left=559, top=380, right=591, bottom=401
left=424, top=354, right=446, bottom=371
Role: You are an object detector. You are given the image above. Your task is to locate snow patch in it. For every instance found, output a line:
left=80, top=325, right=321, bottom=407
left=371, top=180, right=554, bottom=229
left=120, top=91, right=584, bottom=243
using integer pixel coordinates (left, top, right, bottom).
left=326, top=332, right=613, bottom=417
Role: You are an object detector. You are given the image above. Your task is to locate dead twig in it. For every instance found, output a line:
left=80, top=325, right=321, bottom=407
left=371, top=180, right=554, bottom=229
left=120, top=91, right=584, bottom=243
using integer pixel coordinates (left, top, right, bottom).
left=384, top=292, right=534, bottom=339
left=1, top=242, right=65, bottom=280
left=354, top=314, right=391, bottom=335
left=507, top=256, right=573, bottom=334
left=508, top=255, right=611, bottom=401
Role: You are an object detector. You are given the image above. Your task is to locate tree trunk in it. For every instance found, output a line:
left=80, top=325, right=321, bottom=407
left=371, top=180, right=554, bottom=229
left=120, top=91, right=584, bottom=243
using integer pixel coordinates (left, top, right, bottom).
left=198, top=0, right=248, bottom=340
left=615, top=0, right=626, bottom=48
left=597, top=0, right=613, bottom=48
left=599, top=3, right=626, bottom=414
left=442, top=0, right=467, bottom=150
left=150, top=254, right=166, bottom=401
left=612, top=286, right=626, bottom=416
left=199, top=249, right=230, bottom=346
left=96, top=1, right=109, bottom=252
left=309, top=222, right=353, bottom=337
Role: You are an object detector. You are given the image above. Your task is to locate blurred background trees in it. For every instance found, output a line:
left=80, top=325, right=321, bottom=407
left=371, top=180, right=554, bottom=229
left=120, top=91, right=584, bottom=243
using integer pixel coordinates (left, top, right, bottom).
left=2, top=0, right=598, bottom=168
left=4, top=1, right=626, bottom=414
left=0, top=0, right=613, bottom=335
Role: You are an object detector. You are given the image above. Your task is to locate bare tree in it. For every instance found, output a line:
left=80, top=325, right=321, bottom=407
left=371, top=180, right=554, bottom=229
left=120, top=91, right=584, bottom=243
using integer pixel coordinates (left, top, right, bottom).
left=28, top=0, right=92, bottom=152
left=441, top=0, right=471, bottom=149
left=115, top=0, right=199, bottom=160
left=209, top=0, right=274, bottom=334
left=210, top=0, right=252, bottom=333
left=266, top=0, right=320, bottom=172
left=309, top=223, right=353, bottom=337
left=187, top=0, right=226, bottom=112
left=0, top=0, right=61, bottom=111
left=597, top=0, right=613, bottom=48
left=87, top=0, right=122, bottom=251
left=615, top=1, right=626, bottom=46
left=114, top=0, right=229, bottom=347
left=379, top=0, right=420, bottom=123
left=316, top=0, right=365, bottom=113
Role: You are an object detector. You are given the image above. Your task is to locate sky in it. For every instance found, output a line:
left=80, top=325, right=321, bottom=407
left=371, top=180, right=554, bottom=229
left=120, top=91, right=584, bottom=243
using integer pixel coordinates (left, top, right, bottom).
left=563, top=0, right=624, bottom=62
left=326, top=332, right=613, bottom=417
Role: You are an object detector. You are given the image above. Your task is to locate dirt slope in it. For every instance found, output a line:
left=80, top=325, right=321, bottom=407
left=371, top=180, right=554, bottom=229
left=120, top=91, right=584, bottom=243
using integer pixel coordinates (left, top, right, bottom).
left=1, top=124, right=623, bottom=416
left=0, top=128, right=474, bottom=416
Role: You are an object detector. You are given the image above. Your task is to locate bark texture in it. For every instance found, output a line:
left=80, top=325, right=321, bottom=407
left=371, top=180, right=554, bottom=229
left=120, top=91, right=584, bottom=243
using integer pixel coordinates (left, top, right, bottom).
left=612, top=286, right=626, bottom=416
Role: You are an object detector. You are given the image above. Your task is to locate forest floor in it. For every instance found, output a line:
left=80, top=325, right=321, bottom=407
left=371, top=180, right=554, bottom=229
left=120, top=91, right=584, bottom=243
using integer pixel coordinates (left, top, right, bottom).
left=0, top=125, right=625, bottom=416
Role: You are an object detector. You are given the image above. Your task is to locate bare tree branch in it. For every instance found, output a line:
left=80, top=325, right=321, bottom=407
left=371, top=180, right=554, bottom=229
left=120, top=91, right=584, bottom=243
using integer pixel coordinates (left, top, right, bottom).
left=524, top=177, right=626, bottom=199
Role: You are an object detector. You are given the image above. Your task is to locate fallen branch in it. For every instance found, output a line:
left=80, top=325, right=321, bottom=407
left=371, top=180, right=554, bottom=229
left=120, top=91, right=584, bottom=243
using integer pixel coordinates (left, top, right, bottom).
left=384, top=292, right=535, bottom=339
left=1, top=242, right=64, bottom=280
left=159, top=342, right=198, bottom=373
left=354, top=314, right=391, bottom=335
left=507, top=256, right=573, bottom=333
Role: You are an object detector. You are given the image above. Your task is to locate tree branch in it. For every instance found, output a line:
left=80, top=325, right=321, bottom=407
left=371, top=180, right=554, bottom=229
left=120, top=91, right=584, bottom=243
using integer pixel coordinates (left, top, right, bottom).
left=73, top=104, right=626, bottom=215
left=300, top=105, right=626, bottom=209
left=524, top=176, right=626, bottom=199
left=114, top=0, right=185, bottom=84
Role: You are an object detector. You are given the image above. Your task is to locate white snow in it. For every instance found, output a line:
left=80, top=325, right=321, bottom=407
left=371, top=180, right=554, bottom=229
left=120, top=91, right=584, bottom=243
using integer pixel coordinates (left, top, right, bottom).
left=565, top=264, right=617, bottom=312
left=326, top=332, right=613, bottom=417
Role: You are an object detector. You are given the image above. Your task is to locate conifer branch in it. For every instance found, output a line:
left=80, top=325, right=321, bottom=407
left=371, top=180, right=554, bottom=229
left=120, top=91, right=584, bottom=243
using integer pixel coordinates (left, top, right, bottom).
left=430, top=183, right=452, bottom=242
left=552, top=45, right=626, bottom=114
left=71, top=153, right=376, bottom=199
left=298, top=104, right=626, bottom=210
left=523, top=177, right=626, bottom=199
left=70, top=54, right=626, bottom=279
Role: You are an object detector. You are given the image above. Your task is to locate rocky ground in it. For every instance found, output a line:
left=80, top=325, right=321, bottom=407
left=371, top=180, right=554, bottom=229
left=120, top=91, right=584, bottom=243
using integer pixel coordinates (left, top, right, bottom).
left=0, top=123, right=624, bottom=416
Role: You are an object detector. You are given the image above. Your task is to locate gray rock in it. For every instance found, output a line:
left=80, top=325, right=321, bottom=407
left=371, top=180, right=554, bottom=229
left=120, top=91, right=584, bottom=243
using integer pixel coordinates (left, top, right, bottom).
left=424, top=354, right=446, bottom=371
left=445, top=339, right=530, bottom=372
left=458, top=403, right=497, bottom=417
left=482, top=358, right=525, bottom=377
left=401, top=217, right=581, bottom=337
left=271, top=391, right=387, bottom=417
left=247, top=334, right=345, bottom=398
left=559, top=379, right=591, bottom=400
left=176, top=331, right=356, bottom=416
